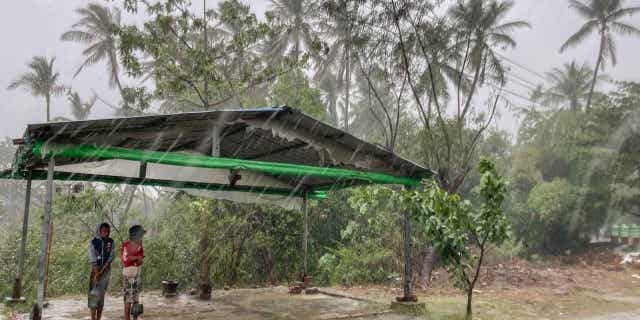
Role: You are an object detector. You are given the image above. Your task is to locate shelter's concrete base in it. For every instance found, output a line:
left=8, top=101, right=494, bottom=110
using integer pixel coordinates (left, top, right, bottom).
left=390, top=301, right=427, bottom=315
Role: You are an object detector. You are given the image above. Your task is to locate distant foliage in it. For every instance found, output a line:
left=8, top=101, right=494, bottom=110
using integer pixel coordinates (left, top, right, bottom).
left=318, top=186, right=402, bottom=285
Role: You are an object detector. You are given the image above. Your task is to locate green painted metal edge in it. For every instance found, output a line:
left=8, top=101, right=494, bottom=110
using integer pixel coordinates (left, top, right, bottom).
left=0, top=169, right=327, bottom=199
left=31, top=141, right=423, bottom=187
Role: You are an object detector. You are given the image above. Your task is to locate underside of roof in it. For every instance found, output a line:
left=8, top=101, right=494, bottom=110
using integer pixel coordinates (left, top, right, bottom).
left=4, top=106, right=432, bottom=206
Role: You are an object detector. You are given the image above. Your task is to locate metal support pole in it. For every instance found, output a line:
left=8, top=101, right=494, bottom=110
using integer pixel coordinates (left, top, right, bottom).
left=403, top=208, right=413, bottom=299
left=303, top=192, right=309, bottom=277
left=8, top=171, right=32, bottom=302
left=35, top=158, right=55, bottom=315
left=138, top=161, right=147, bottom=179
left=43, top=220, right=53, bottom=300
left=198, top=126, right=221, bottom=300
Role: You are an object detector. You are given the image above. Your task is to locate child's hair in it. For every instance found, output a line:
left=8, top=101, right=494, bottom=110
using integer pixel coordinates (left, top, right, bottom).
left=99, top=222, right=110, bottom=231
left=129, top=225, right=145, bottom=240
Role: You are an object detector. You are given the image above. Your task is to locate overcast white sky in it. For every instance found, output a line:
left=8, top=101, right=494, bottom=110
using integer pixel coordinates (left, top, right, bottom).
left=0, top=0, right=638, bottom=140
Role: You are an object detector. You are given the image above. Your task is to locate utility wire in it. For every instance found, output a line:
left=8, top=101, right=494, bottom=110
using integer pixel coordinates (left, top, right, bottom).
left=500, top=89, right=544, bottom=108
left=505, top=74, right=539, bottom=92
left=495, top=52, right=548, bottom=82
left=459, top=72, right=545, bottom=109
left=505, top=70, right=542, bottom=90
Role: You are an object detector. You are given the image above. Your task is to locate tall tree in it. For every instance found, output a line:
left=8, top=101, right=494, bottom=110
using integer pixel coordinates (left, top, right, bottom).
left=61, top=3, right=123, bottom=93
left=320, top=0, right=359, bottom=130
left=119, top=0, right=289, bottom=110
left=543, top=61, right=595, bottom=111
left=8, top=56, right=65, bottom=122
left=560, top=0, right=640, bottom=110
left=350, top=56, right=408, bottom=151
left=213, top=0, right=268, bottom=107
left=266, top=0, right=319, bottom=63
left=353, top=0, right=527, bottom=288
left=118, top=0, right=296, bottom=300
left=358, top=0, right=528, bottom=192
left=449, top=0, right=531, bottom=113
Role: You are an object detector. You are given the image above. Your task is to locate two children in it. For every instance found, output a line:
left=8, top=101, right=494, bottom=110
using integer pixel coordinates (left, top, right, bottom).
left=87, top=223, right=145, bottom=320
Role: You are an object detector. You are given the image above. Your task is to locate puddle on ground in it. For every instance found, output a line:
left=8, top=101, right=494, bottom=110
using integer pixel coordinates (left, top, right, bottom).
left=13, top=287, right=420, bottom=320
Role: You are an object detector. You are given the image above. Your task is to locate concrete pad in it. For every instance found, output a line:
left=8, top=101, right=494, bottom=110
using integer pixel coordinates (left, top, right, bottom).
left=11, top=287, right=421, bottom=320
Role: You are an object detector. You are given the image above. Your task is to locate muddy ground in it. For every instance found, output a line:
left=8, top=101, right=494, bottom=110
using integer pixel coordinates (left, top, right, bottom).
left=4, top=245, right=640, bottom=319
left=335, top=244, right=640, bottom=319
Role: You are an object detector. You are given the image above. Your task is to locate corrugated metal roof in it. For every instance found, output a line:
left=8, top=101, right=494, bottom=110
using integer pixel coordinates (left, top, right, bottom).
left=14, top=106, right=432, bottom=191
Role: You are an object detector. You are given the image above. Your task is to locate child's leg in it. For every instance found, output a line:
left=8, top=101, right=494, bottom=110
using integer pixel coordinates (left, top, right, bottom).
left=96, top=305, right=103, bottom=320
left=124, top=303, right=131, bottom=320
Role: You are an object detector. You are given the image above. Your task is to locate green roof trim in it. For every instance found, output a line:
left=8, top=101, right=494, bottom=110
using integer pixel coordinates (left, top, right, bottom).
left=0, top=169, right=327, bottom=199
left=31, top=140, right=423, bottom=188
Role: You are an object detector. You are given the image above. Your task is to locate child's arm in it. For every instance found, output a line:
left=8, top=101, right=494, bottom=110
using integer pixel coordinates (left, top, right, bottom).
left=137, top=246, right=145, bottom=265
left=88, top=243, right=99, bottom=283
left=121, top=242, right=130, bottom=265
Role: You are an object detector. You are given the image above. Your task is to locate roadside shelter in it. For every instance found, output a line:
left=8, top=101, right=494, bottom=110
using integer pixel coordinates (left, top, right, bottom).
left=0, top=106, right=433, bottom=316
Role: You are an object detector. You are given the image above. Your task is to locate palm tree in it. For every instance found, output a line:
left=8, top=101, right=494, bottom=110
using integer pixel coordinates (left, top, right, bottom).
left=8, top=56, right=65, bottom=122
left=61, top=3, right=123, bottom=92
left=266, top=0, right=319, bottom=63
left=449, top=0, right=530, bottom=111
left=66, top=91, right=96, bottom=120
left=560, top=0, right=640, bottom=110
left=317, top=0, right=360, bottom=130
left=212, top=0, right=264, bottom=108
left=316, top=69, right=340, bottom=125
left=543, top=62, right=598, bottom=111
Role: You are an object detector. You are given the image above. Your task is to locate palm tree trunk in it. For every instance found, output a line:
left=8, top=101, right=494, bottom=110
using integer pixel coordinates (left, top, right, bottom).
left=45, top=94, right=51, bottom=122
left=586, top=34, right=605, bottom=110
left=203, top=0, right=210, bottom=109
left=116, top=78, right=124, bottom=98
left=570, top=97, right=579, bottom=112
left=462, top=62, right=482, bottom=120
left=295, top=36, right=300, bottom=63
left=344, top=39, right=351, bottom=131
left=109, top=47, right=125, bottom=98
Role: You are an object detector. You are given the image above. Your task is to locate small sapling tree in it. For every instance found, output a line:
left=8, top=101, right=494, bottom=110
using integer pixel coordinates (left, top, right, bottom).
left=405, top=159, right=508, bottom=319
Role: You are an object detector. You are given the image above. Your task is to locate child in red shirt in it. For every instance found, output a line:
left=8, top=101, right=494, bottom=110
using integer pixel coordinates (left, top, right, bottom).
left=121, top=225, right=145, bottom=320
left=121, top=238, right=144, bottom=267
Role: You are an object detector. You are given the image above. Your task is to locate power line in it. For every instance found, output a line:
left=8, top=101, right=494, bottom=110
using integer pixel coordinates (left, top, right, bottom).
left=459, top=72, right=544, bottom=108
left=483, top=79, right=547, bottom=110
left=500, top=89, right=543, bottom=108
left=495, top=52, right=548, bottom=82
left=505, top=70, right=541, bottom=90
left=505, top=74, right=539, bottom=92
